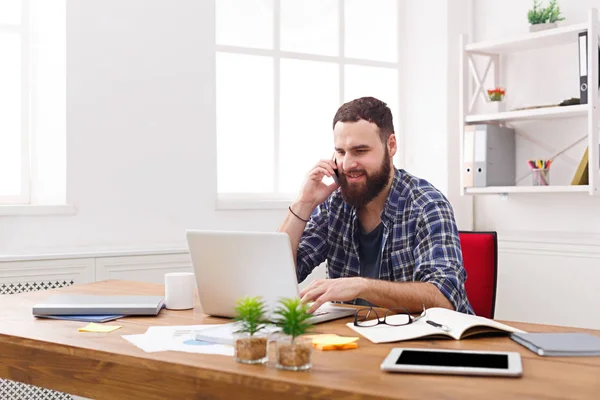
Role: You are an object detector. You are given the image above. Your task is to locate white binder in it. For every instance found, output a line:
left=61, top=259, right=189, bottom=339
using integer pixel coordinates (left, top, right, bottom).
left=463, top=126, right=475, bottom=188
left=463, top=124, right=515, bottom=188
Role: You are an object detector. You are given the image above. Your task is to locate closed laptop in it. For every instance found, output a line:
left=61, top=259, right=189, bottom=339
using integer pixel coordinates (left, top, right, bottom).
left=32, top=295, right=165, bottom=316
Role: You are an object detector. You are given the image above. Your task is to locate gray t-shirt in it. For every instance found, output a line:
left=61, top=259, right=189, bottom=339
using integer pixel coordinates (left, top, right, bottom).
left=354, top=222, right=384, bottom=306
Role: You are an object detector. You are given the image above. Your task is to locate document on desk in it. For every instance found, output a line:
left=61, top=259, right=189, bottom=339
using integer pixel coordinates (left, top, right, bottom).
left=122, top=325, right=234, bottom=356
left=194, top=322, right=280, bottom=345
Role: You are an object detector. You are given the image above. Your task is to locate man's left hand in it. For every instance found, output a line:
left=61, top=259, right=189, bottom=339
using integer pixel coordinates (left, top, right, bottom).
left=299, top=277, right=368, bottom=313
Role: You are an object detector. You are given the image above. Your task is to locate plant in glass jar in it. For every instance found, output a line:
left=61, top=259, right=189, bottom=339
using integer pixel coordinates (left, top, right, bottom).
left=272, top=298, right=314, bottom=371
left=233, top=296, right=268, bottom=364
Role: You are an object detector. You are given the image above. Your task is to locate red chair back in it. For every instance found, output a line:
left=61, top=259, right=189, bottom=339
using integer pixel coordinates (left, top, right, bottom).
left=458, top=231, right=498, bottom=319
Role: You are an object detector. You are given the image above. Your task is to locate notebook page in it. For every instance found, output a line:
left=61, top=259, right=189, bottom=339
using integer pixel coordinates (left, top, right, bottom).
left=346, top=313, right=453, bottom=343
left=426, top=308, right=525, bottom=337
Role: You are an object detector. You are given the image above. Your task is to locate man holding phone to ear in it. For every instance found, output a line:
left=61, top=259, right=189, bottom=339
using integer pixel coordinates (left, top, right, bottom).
left=278, top=96, right=473, bottom=315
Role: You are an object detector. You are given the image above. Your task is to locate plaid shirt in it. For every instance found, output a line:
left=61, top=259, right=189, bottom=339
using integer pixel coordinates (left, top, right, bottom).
left=296, top=168, right=474, bottom=314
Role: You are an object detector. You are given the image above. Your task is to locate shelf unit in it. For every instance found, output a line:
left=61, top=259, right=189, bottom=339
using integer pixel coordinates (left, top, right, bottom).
left=465, top=22, right=588, bottom=54
left=464, top=104, right=588, bottom=124
left=465, top=185, right=590, bottom=194
left=459, top=9, right=599, bottom=196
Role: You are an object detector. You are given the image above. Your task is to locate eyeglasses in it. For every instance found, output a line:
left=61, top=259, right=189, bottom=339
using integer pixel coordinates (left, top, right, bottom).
left=353, top=304, right=427, bottom=327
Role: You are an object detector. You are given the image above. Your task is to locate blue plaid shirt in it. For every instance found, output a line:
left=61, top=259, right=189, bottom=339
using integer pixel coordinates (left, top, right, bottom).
left=297, top=168, right=474, bottom=314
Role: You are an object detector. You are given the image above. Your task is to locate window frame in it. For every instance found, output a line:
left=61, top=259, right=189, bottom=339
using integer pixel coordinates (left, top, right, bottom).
left=215, top=0, right=404, bottom=210
left=0, top=0, right=31, bottom=205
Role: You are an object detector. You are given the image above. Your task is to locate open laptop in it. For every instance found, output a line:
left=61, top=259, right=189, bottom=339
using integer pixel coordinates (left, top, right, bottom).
left=185, top=229, right=356, bottom=324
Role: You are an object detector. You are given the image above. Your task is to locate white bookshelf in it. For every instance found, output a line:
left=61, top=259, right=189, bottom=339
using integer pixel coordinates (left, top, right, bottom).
left=464, top=104, right=588, bottom=124
left=458, top=8, right=600, bottom=196
left=465, top=22, right=588, bottom=54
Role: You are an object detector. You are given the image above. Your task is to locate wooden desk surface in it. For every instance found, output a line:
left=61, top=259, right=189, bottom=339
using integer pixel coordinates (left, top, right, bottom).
left=0, top=280, right=598, bottom=400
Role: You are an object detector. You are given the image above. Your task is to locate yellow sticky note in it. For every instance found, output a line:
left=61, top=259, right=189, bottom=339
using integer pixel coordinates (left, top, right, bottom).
left=312, top=335, right=359, bottom=347
left=78, top=323, right=122, bottom=333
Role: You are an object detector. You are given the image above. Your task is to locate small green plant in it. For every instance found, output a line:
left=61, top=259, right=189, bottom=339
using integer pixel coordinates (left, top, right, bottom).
left=528, top=0, right=565, bottom=25
left=233, top=296, right=267, bottom=336
left=273, top=298, right=314, bottom=342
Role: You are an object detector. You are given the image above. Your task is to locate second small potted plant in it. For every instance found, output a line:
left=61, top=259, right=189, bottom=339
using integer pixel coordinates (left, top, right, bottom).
left=233, top=296, right=269, bottom=364
left=272, top=298, right=314, bottom=371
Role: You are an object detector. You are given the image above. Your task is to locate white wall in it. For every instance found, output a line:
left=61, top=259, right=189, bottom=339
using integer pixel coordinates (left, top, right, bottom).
left=402, top=1, right=449, bottom=194
left=1, top=0, right=474, bottom=251
left=0, top=0, right=286, bottom=255
left=402, top=0, right=473, bottom=229
left=0, top=0, right=475, bottom=254
left=471, top=0, right=600, bottom=329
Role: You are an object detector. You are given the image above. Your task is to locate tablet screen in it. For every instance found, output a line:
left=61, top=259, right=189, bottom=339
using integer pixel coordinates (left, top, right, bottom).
left=396, top=350, right=509, bottom=369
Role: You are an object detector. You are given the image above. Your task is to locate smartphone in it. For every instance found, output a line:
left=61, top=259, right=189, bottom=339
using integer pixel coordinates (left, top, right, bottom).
left=332, top=158, right=340, bottom=185
left=380, top=348, right=522, bottom=377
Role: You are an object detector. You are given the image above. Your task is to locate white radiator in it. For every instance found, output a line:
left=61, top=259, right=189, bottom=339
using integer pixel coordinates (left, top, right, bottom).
left=0, top=279, right=75, bottom=400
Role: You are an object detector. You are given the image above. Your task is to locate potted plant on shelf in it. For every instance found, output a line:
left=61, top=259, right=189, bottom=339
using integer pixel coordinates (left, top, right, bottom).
left=528, top=0, right=565, bottom=32
left=233, top=296, right=269, bottom=364
left=487, top=87, right=505, bottom=102
left=272, top=298, right=314, bottom=371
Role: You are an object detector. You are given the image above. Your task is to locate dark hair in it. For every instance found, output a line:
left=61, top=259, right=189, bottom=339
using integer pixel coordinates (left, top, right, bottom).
left=332, top=97, right=394, bottom=143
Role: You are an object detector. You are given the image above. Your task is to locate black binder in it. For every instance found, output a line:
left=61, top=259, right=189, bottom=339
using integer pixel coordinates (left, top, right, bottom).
left=578, top=30, right=600, bottom=105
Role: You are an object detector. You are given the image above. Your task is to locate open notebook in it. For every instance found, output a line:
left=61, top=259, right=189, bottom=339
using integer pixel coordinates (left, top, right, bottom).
left=347, top=307, right=525, bottom=343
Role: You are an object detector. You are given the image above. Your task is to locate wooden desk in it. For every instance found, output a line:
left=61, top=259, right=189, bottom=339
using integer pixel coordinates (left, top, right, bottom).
left=0, top=280, right=598, bottom=400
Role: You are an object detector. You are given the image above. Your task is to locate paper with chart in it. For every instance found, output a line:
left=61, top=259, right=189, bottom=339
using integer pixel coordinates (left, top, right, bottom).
left=122, top=324, right=234, bottom=356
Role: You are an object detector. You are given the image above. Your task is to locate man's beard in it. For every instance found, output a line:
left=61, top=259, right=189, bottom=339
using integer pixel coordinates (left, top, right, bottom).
left=339, top=151, right=392, bottom=209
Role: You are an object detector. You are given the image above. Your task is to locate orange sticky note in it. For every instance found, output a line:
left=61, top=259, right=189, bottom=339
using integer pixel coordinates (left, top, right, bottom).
left=312, top=334, right=359, bottom=351
left=315, top=342, right=358, bottom=351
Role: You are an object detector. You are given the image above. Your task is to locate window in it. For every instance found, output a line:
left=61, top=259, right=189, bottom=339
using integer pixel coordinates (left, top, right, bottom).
left=0, top=0, right=66, bottom=207
left=215, top=0, right=400, bottom=207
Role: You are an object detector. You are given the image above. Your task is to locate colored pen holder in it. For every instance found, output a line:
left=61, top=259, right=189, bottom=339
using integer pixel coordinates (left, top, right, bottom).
left=532, top=168, right=550, bottom=186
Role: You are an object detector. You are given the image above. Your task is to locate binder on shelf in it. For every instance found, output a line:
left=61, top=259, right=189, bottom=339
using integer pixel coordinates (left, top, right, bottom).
left=578, top=31, right=588, bottom=104
left=578, top=30, right=600, bottom=105
left=474, top=127, right=487, bottom=188
left=463, top=126, right=475, bottom=187
left=463, top=124, right=515, bottom=188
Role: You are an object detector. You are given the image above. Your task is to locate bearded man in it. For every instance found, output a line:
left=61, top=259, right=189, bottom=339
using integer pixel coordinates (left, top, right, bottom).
left=278, top=97, right=473, bottom=315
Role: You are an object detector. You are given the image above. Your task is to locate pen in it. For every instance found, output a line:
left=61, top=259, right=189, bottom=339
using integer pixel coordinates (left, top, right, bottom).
left=426, top=320, right=451, bottom=332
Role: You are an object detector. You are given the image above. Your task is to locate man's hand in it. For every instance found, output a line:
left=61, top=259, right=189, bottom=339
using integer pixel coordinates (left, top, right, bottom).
left=299, top=277, right=368, bottom=313
left=295, top=159, right=339, bottom=212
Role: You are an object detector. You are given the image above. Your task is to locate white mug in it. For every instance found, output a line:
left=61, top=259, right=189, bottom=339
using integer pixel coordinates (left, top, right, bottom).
left=164, top=272, right=195, bottom=310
